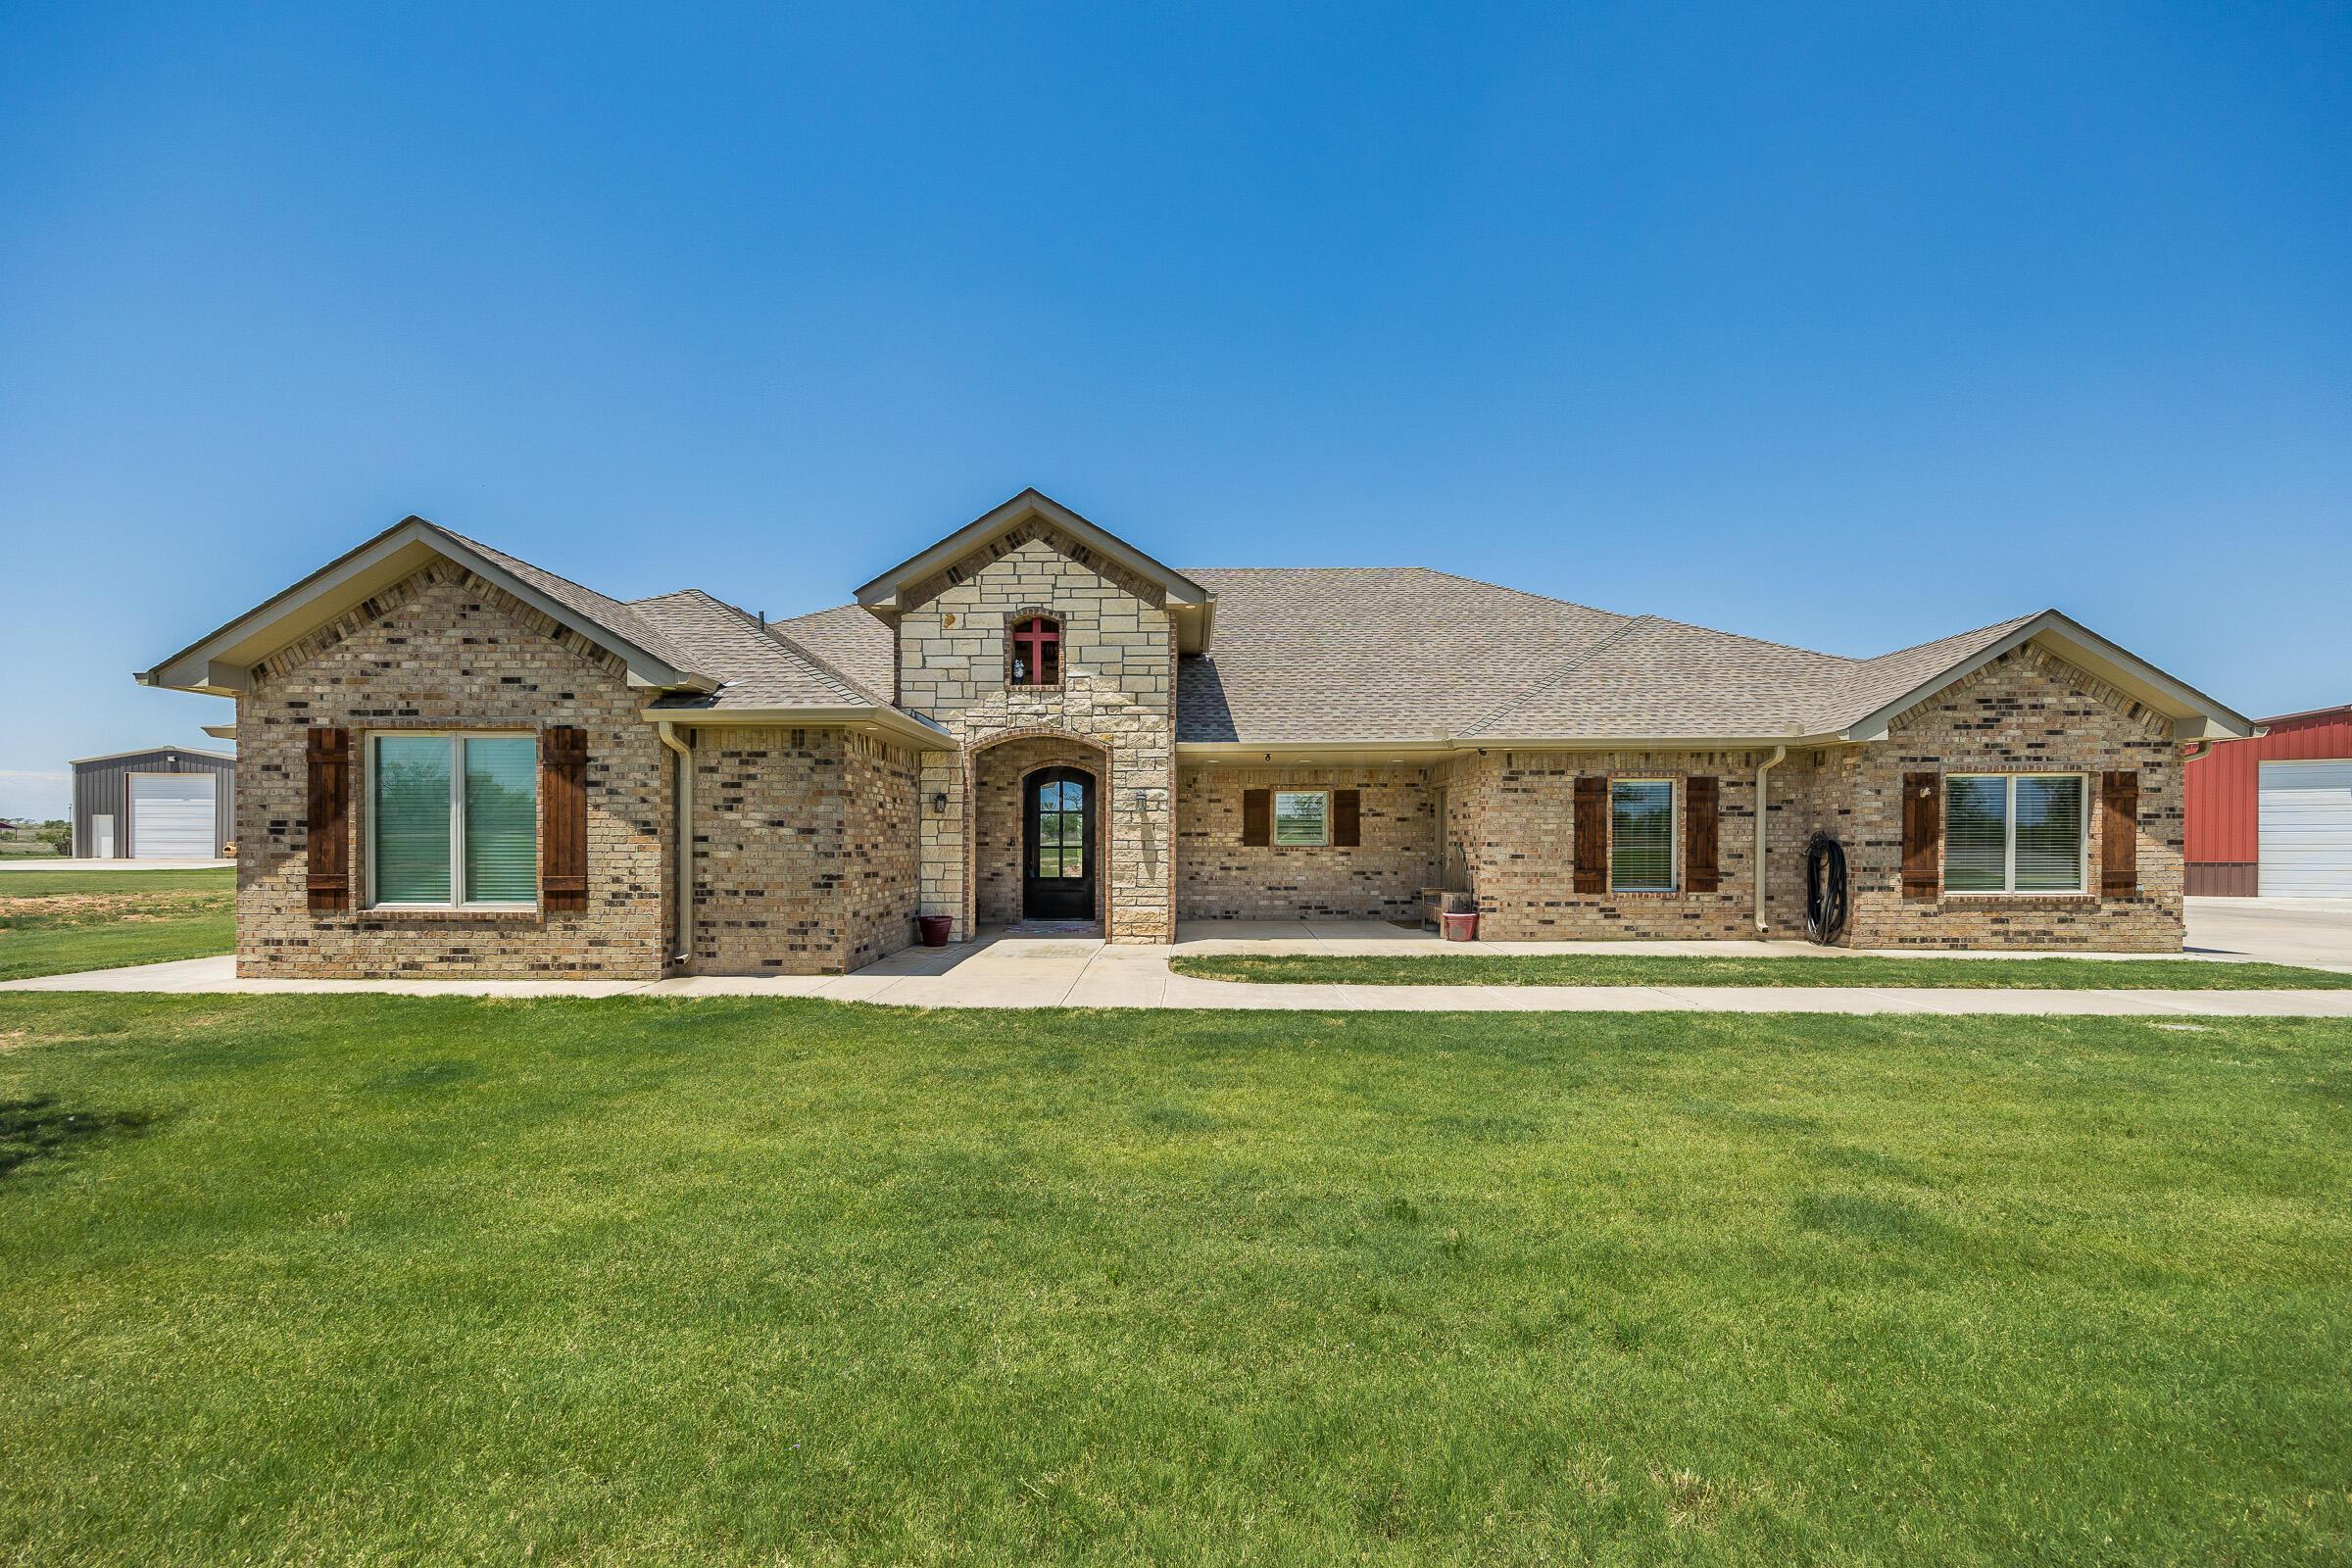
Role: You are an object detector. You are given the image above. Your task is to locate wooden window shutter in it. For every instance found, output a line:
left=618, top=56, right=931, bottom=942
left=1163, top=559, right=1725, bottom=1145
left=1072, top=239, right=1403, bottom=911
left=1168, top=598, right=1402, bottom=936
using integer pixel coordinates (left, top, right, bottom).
left=2100, top=770, right=2139, bottom=896
left=1332, top=789, right=1361, bottom=848
left=305, top=726, right=351, bottom=911
left=1901, top=772, right=1940, bottom=900
left=541, top=725, right=589, bottom=912
left=1573, top=775, right=1608, bottom=894
left=1241, top=788, right=1271, bottom=847
left=1685, top=775, right=1720, bottom=893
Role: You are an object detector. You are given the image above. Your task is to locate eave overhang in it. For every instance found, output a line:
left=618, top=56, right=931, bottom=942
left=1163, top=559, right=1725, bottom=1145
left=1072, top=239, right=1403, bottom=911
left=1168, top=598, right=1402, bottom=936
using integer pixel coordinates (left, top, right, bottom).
left=636, top=703, right=951, bottom=751
left=135, top=517, right=719, bottom=699
left=854, top=488, right=1215, bottom=654
left=1833, top=611, right=2256, bottom=745
left=1175, top=734, right=1838, bottom=764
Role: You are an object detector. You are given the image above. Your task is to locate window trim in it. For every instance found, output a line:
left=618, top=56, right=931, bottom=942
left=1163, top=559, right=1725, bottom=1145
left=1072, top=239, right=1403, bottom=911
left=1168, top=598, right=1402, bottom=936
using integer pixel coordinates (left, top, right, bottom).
left=364, top=730, right=541, bottom=911
left=1941, top=772, right=2090, bottom=896
left=1607, top=776, right=1679, bottom=894
left=1270, top=787, right=1331, bottom=848
left=1005, top=613, right=1063, bottom=689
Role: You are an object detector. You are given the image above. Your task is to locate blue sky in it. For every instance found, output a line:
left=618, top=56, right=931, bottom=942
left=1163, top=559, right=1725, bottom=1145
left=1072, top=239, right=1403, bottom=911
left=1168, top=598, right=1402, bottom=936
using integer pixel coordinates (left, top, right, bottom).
left=2, top=2, right=2345, bottom=820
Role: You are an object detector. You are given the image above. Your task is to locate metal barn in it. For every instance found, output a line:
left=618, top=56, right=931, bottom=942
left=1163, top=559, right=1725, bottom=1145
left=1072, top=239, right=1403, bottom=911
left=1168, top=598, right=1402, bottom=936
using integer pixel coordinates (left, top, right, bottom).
left=2183, top=704, right=2352, bottom=898
left=70, top=746, right=236, bottom=859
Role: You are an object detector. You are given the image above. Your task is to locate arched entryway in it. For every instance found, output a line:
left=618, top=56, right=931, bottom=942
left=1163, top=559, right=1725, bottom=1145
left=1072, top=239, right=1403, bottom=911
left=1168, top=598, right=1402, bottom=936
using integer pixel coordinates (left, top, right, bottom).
left=968, top=732, right=1111, bottom=931
left=1022, top=766, right=1097, bottom=920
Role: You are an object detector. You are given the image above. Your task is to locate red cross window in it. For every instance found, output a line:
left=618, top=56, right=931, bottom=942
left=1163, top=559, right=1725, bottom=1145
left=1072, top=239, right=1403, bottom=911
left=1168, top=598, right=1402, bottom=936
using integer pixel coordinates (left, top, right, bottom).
left=1009, top=615, right=1061, bottom=687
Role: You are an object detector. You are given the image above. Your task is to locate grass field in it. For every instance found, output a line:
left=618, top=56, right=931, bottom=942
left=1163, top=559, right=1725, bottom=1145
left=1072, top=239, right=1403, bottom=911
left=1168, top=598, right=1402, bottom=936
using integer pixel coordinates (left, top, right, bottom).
left=0, top=867, right=233, bottom=981
left=1172, top=951, right=2352, bottom=990
left=2, top=993, right=2346, bottom=1564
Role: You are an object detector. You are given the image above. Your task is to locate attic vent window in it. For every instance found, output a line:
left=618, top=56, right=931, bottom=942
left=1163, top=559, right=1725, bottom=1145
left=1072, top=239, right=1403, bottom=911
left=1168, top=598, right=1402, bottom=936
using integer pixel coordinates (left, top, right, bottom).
left=1009, top=615, right=1061, bottom=688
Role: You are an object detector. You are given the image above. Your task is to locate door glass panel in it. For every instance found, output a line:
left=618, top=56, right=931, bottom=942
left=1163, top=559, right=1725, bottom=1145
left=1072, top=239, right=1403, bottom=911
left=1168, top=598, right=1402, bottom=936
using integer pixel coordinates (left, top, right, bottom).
left=1032, top=777, right=1086, bottom=880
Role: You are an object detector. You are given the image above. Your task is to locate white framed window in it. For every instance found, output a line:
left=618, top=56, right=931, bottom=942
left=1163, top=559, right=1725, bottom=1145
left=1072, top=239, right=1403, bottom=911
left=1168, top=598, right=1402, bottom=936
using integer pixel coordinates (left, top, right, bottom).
left=368, top=733, right=539, bottom=908
left=1272, top=789, right=1329, bottom=847
left=1610, top=778, right=1677, bottom=893
left=1943, top=773, right=2086, bottom=894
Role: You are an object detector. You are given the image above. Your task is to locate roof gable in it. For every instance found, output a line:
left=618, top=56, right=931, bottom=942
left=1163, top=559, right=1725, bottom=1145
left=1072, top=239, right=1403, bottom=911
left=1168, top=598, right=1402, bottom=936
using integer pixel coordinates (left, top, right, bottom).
left=138, top=516, right=717, bottom=697
left=855, top=489, right=1213, bottom=651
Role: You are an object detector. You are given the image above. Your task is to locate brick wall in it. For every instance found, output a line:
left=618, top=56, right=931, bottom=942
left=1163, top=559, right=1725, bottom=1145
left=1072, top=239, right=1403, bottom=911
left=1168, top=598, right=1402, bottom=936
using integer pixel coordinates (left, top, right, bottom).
left=841, top=733, right=922, bottom=970
left=691, top=725, right=922, bottom=974
left=1175, top=764, right=1435, bottom=921
left=1453, top=749, right=1771, bottom=940
left=232, top=563, right=671, bottom=980
left=975, top=736, right=1108, bottom=925
left=1830, top=646, right=2183, bottom=951
left=897, top=537, right=1175, bottom=942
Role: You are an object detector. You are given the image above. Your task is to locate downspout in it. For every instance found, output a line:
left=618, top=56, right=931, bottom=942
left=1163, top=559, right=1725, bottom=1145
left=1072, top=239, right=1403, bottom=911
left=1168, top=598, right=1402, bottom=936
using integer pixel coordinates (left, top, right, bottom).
left=656, top=721, right=694, bottom=966
left=2180, top=740, right=2216, bottom=762
left=1753, top=745, right=1787, bottom=935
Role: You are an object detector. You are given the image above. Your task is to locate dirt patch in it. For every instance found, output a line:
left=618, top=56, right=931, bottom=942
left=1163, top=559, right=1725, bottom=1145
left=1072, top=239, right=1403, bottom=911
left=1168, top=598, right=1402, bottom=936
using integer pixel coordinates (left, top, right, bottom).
left=0, top=891, right=229, bottom=926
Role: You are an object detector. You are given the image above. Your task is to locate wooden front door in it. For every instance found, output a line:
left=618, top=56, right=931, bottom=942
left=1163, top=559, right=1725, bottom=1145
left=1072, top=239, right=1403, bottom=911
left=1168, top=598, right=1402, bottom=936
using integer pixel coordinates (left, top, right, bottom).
left=1022, top=766, right=1097, bottom=921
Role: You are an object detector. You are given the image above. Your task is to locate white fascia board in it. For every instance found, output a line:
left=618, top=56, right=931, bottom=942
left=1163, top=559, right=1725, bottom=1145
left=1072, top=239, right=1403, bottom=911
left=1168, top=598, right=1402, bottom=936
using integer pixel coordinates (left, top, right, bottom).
left=854, top=488, right=1213, bottom=612
left=639, top=705, right=951, bottom=750
left=139, top=518, right=714, bottom=697
left=1836, top=611, right=2256, bottom=743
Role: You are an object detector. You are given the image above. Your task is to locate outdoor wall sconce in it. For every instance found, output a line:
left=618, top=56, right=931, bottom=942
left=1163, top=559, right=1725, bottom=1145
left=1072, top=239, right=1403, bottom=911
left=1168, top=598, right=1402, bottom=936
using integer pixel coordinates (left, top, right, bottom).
left=932, top=792, right=950, bottom=814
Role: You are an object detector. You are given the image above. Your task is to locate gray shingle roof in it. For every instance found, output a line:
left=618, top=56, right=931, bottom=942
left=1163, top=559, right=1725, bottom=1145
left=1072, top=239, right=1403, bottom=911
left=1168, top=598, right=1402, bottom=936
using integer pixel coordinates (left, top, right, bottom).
left=771, top=603, right=895, bottom=698
left=434, top=531, right=2066, bottom=744
left=1177, top=568, right=1638, bottom=744
left=629, top=590, right=902, bottom=713
left=1175, top=569, right=2050, bottom=744
left=1808, top=612, right=2042, bottom=733
left=432, top=526, right=709, bottom=677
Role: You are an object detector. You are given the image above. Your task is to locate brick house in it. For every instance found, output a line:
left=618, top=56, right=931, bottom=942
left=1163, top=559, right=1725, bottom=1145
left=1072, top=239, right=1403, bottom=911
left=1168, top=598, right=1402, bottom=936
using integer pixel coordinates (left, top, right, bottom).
left=139, top=489, right=2253, bottom=979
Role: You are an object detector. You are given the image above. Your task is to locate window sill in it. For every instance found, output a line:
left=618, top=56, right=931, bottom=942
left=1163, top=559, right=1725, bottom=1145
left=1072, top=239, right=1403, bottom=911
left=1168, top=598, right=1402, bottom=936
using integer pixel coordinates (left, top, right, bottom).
left=1939, top=891, right=2095, bottom=901
left=360, top=906, right=543, bottom=922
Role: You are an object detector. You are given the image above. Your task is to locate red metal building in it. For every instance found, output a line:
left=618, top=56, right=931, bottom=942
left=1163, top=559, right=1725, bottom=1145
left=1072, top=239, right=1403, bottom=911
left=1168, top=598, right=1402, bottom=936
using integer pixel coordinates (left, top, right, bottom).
left=2183, top=703, right=2352, bottom=896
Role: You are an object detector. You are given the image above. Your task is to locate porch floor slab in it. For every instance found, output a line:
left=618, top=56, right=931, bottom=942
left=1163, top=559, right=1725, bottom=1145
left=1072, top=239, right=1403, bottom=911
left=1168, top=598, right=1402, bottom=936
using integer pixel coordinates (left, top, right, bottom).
left=7, top=917, right=2350, bottom=1013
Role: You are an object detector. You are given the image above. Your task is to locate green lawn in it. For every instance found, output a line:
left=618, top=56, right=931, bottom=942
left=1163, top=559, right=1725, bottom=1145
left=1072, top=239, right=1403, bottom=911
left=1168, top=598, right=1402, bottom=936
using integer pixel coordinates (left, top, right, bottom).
left=0, top=867, right=233, bottom=980
left=1173, top=951, right=2352, bottom=989
left=2, top=995, right=2346, bottom=1564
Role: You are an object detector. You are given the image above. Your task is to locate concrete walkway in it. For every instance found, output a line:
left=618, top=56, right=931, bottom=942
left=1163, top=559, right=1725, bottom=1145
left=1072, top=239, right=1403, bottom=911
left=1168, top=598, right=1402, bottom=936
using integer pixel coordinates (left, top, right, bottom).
left=0, top=858, right=232, bottom=871
left=7, top=919, right=2352, bottom=1014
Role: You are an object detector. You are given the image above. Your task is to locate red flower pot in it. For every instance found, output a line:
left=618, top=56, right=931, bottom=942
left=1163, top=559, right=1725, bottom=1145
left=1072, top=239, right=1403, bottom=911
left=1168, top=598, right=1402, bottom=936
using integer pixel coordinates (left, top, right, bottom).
left=917, top=914, right=954, bottom=948
left=1440, top=910, right=1479, bottom=942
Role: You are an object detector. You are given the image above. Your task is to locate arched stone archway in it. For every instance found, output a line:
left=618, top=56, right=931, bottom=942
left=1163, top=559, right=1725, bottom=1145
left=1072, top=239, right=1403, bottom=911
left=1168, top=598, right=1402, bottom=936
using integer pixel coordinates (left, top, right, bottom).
left=968, top=732, right=1111, bottom=929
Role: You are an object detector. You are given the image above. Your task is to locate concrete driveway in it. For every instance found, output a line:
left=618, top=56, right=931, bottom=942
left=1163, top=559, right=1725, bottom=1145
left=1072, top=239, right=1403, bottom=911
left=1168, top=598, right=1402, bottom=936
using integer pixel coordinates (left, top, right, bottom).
left=2187, top=897, right=2352, bottom=970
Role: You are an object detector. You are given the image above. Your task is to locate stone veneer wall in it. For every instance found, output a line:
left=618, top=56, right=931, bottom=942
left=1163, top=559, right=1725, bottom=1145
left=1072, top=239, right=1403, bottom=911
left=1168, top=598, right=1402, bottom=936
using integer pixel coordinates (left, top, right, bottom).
left=233, top=562, right=670, bottom=980
left=896, top=536, right=1175, bottom=942
left=691, top=725, right=921, bottom=974
left=975, top=736, right=1109, bottom=926
left=1826, top=646, right=2183, bottom=951
left=1175, top=765, right=1436, bottom=921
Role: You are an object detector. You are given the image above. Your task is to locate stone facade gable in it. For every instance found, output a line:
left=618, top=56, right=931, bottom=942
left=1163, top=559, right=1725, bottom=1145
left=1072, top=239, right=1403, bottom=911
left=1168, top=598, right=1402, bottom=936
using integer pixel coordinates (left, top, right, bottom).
left=899, top=517, right=1168, bottom=614
left=899, top=538, right=1176, bottom=942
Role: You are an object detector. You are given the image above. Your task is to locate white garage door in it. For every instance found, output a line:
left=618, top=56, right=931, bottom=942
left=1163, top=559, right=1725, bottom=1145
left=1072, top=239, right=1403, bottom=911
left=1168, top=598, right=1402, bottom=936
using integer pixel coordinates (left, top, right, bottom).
left=2259, top=760, right=2352, bottom=898
left=129, top=773, right=217, bottom=859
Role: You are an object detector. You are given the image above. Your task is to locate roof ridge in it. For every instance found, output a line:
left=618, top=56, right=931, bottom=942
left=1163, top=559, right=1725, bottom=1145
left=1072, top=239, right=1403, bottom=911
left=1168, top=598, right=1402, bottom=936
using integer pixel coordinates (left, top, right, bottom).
left=1854, top=610, right=2045, bottom=667
left=1623, top=611, right=1857, bottom=668
left=758, top=618, right=896, bottom=709
left=1456, top=615, right=1662, bottom=739
left=1184, top=564, right=1631, bottom=620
